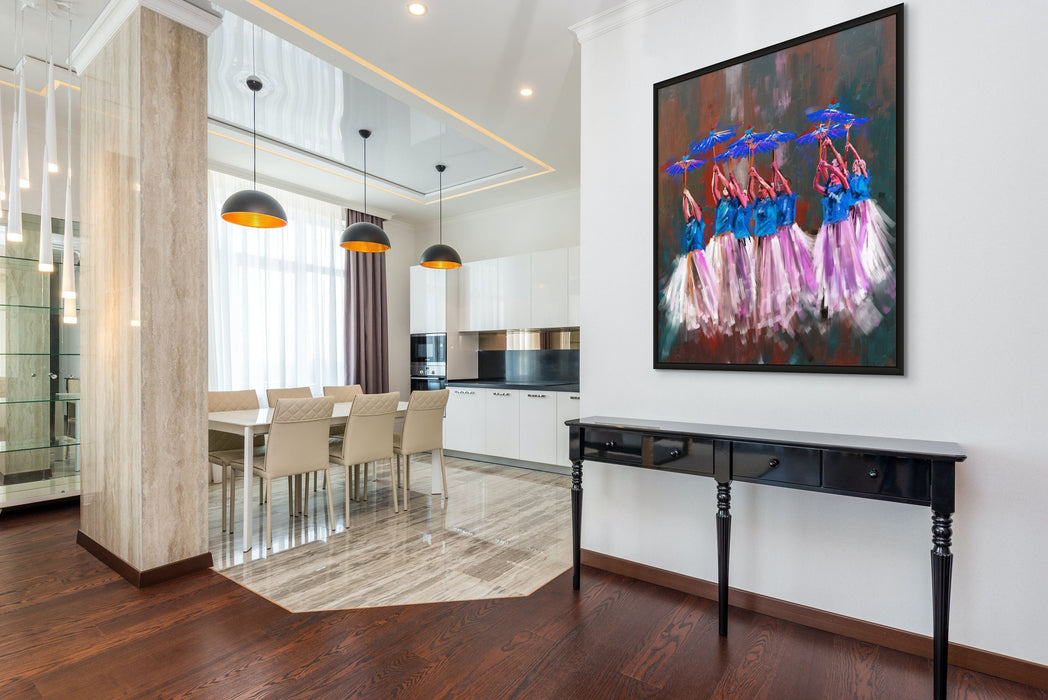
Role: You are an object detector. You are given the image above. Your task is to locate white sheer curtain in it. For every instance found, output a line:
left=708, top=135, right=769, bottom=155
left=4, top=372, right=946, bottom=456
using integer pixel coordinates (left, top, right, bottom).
left=208, top=171, right=346, bottom=395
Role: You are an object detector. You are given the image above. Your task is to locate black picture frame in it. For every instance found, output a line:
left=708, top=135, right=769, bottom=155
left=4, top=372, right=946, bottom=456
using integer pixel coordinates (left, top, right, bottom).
left=653, top=4, right=903, bottom=374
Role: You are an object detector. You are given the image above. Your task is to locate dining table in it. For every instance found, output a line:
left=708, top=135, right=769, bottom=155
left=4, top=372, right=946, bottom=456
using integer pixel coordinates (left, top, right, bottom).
left=208, top=400, right=409, bottom=551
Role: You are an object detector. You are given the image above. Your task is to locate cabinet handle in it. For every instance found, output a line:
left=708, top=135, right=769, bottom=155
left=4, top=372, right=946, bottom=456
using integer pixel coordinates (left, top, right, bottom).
left=867, top=469, right=879, bottom=479
left=569, top=396, right=580, bottom=400
left=527, top=393, right=547, bottom=398
left=768, top=458, right=780, bottom=469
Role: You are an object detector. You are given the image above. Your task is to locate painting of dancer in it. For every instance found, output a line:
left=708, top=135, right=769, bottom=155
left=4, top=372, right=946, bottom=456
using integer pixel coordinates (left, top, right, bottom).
left=654, top=5, right=902, bottom=373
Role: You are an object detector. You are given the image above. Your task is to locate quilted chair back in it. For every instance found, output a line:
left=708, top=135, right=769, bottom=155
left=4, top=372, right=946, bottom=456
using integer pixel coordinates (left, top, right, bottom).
left=399, top=389, right=449, bottom=455
left=265, top=397, right=335, bottom=478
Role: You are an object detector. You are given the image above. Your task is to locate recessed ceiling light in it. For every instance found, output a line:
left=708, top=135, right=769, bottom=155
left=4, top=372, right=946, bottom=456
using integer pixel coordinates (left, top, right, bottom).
left=407, top=2, right=427, bottom=16
left=519, top=87, right=534, bottom=97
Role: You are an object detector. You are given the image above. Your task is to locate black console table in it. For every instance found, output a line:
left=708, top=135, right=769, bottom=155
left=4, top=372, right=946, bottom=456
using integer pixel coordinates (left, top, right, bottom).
left=567, top=416, right=966, bottom=700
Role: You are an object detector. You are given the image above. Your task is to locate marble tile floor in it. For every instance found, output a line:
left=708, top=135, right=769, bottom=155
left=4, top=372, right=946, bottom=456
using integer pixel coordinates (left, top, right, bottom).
left=209, top=454, right=572, bottom=612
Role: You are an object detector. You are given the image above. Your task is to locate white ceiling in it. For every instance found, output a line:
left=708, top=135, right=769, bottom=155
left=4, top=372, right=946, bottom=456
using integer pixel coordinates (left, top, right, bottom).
left=3, top=0, right=626, bottom=225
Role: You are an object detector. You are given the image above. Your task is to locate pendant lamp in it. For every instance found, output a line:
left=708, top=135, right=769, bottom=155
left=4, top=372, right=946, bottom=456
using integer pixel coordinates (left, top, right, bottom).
left=419, top=164, right=461, bottom=269
left=6, top=110, right=22, bottom=242
left=339, top=129, right=390, bottom=252
left=45, top=11, right=58, bottom=174
left=220, top=76, right=287, bottom=228
left=16, top=2, right=29, bottom=190
left=1, top=76, right=6, bottom=203
left=60, top=10, right=76, bottom=301
left=37, top=139, right=53, bottom=271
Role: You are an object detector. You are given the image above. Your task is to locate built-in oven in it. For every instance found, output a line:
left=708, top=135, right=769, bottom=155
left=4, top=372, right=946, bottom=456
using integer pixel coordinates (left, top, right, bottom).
left=410, top=358, right=446, bottom=392
left=410, top=333, right=446, bottom=364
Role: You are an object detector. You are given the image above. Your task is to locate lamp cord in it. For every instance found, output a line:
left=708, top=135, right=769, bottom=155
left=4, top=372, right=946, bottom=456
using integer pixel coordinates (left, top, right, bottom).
left=252, top=26, right=257, bottom=189
left=438, top=168, right=443, bottom=244
left=362, top=137, right=367, bottom=215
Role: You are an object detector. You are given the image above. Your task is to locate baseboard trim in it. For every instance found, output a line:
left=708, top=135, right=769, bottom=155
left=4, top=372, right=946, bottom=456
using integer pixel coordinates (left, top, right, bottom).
left=77, top=530, right=213, bottom=588
left=581, top=549, right=1048, bottom=691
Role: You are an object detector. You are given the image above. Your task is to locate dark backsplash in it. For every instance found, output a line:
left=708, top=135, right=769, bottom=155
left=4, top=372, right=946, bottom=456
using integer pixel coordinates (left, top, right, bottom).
left=478, top=350, right=579, bottom=384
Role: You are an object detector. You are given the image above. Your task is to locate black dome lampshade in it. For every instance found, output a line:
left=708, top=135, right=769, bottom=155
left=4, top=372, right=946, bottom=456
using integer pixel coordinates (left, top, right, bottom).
left=221, top=76, right=288, bottom=229
left=340, top=129, right=391, bottom=253
left=420, top=164, right=461, bottom=269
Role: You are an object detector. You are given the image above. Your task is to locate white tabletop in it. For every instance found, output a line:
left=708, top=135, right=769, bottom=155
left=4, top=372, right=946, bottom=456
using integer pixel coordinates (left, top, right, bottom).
left=208, top=401, right=409, bottom=435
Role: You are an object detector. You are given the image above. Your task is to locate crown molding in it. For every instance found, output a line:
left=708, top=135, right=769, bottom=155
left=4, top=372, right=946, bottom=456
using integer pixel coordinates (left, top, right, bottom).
left=569, top=0, right=681, bottom=45
left=71, top=0, right=222, bottom=74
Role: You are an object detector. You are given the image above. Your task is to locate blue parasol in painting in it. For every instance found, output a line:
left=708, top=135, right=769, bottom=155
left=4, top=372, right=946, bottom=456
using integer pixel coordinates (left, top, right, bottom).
left=664, top=154, right=705, bottom=187
left=689, top=127, right=737, bottom=158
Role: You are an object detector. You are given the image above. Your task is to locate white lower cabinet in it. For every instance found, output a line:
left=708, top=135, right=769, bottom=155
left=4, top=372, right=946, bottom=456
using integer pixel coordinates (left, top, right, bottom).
left=484, top=390, right=520, bottom=458
left=556, top=392, right=581, bottom=466
left=445, top=387, right=579, bottom=467
left=445, top=388, right=485, bottom=453
left=519, top=391, right=557, bottom=465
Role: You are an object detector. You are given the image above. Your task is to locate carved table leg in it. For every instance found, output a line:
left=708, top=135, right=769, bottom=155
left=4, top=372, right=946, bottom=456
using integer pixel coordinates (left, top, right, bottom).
left=717, top=482, right=731, bottom=636
left=572, top=460, right=584, bottom=590
left=932, top=511, right=953, bottom=700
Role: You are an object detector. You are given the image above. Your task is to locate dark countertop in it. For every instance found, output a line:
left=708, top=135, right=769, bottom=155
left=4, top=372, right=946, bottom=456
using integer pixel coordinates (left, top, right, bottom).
left=447, top=379, right=580, bottom=393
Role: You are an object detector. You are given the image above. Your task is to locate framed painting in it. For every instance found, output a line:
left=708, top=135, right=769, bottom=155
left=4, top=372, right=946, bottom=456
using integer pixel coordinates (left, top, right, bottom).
left=653, top=5, right=902, bottom=374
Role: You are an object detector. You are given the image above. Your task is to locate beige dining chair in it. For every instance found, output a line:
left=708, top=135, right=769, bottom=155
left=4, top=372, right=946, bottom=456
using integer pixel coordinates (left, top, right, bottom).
left=323, top=384, right=363, bottom=443
left=393, top=389, right=450, bottom=510
left=266, top=386, right=319, bottom=509
left=208, top=389, right=265, bottom=533
left=328, top=391, right=400, bottom=525
left=230, top=396, right=335, bottom=549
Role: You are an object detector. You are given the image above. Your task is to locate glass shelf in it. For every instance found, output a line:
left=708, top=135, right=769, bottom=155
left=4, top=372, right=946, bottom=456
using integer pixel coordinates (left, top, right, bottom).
left=0, top=253, right=79, bottom=266
left=0, top=353, right=80, bottom=357
left=0, top=436, right=79, bottom=455
left=0, top=396, right=80, bottom=405
left=0, top=303, right=81, bottom=311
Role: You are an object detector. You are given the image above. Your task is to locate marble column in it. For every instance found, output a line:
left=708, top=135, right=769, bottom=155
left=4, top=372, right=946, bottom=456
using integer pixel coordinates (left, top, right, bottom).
left=75, top=2, right=220, bottom=584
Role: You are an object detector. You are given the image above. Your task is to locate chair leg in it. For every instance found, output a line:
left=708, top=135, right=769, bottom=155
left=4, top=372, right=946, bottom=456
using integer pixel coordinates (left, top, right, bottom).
left=439, top=448, right=449, bottom=500
left=259, top=476, right=264, bottom=505
left=403, top=454, right=411, bottom=510
left=344, top=465, right=351, bottom=526
left=220, top=464, right=228, bottom=532
left=389, top=457, right=400, bottom=513
left=363, top=463, right=370, bottom=502
left=229, top=472, right=236, bottom=535
left=288, top=476, right=294, bottom=515
left=266, top=480, right=273, bottom=550
left=325, top=469, right=335, bottom=531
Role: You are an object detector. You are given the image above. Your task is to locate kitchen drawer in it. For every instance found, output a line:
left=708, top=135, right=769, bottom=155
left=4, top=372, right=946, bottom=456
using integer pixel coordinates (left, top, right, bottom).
left=581, top=429, right=713, bottom=475
left=823, top=452, right=931, bottom=502
left=732, top=442, right=821, bottom=486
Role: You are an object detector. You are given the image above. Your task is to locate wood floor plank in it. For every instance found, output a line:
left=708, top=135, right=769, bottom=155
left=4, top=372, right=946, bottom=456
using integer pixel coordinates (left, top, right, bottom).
left=2, top=498, right=1046, bottom=699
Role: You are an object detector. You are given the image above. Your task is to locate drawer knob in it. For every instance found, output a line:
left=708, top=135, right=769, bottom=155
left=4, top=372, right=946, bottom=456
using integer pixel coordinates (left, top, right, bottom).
left=867, top=469, right=879, bottom=479
left=768, top=458, right=780, bottom=469
left=669, top=449, right=682, bottom=458
left=604, top=441, right=617, bottom=449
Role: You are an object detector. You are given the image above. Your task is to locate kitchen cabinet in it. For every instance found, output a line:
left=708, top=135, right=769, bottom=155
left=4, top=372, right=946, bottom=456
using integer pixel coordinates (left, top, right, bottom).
left=556, top=391, right=581, bottom=466
left=459, top=258, right=499, bottom=331
left=530, top=249, right=568, bottom=329
left=484, top=389, right=520, bottom=458
left=519, top=391, right=557, bottom=465
left=445, top=388, right=485, bottom=453
left=409, top=265, right=446, bottom=334
left=567, top=246, right=580, bottom=327
left=497, top=255, right=531, bottom=329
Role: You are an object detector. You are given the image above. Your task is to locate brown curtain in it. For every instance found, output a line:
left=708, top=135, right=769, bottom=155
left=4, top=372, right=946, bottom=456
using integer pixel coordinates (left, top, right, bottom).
left=344, top=209, right=389, bottom=393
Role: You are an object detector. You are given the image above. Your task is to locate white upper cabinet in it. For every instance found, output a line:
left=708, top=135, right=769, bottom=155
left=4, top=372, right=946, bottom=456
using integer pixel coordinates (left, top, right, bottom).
left=459, top=259, right=499, bottom=331
left=456, top=247, right=579, bottom=331
left=497, top=254, right=531, bottom=330
left=530, top=248, right=569, bottom=329
left=567, top=246, right=580, bottom=327
left=409, top=265, right=447, bottom=334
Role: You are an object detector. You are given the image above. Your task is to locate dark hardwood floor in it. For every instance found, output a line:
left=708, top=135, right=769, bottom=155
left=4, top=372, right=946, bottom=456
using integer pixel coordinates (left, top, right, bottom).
left=1, top=501, right=1043, bottom=699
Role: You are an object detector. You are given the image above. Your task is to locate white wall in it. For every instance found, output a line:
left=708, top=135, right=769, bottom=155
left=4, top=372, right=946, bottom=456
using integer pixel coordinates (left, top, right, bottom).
left=382, top=218, right=416, bottom=400
left=413, top=188, right=579, bottom=263
left=578, top=0, right=1048, bottom=664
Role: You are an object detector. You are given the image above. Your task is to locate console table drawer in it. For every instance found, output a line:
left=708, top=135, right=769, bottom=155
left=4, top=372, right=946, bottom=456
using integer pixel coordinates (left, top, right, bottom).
left=581, top=429, right=713, bottom=475
left=732, top=442, right=821, bottom=486
left=823, top=452, right=931, bottom=503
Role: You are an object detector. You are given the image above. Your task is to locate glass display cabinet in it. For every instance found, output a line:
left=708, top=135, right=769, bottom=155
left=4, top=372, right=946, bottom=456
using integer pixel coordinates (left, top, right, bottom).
left=0, top=212, right=80, bottom=512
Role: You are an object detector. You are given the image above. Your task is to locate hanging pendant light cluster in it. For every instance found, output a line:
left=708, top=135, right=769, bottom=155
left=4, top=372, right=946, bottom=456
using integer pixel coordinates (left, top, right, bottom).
left=221, top=75, right=287, bottom=228
left=339, top=128, right=391, bottom=253
left=420, top=164, right=461, bottom=269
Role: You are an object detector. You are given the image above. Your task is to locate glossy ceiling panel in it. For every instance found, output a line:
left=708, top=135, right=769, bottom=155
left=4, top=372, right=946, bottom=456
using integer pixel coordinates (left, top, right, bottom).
left=207, top=13, right=524, bottom=196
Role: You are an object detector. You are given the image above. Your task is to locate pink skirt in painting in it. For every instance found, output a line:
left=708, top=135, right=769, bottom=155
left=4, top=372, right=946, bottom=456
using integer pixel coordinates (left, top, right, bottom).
left=757, top=224, right=817, bottom=330
left=851, top=198, right=896, bottom=297
left=813, top=218, right=881, bottom=333
left=706, top=233, right=754, bottom=334
left=661, top=251, right=718, bottom=335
